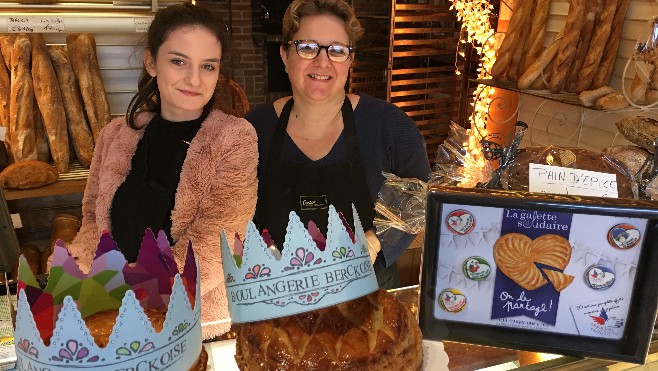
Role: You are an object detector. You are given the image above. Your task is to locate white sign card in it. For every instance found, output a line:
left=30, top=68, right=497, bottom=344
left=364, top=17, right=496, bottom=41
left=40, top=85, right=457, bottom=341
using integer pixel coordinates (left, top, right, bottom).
left=134, top=17, right=154, bottom=33
left=528, top=163, right=619, bottom=198
left=8, top=17, right=65, bottom=33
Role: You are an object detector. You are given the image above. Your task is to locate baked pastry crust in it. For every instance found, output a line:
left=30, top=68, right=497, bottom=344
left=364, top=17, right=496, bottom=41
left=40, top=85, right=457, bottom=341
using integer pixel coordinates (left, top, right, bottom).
left=83, top=309, right=207, bottom=371
left=234, top=289, right=423, bottom=370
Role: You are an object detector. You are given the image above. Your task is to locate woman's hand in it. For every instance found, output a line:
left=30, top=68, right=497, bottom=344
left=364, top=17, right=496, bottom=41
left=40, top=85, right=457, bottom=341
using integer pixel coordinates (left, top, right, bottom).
left=365, top=229, right=381, bottom=264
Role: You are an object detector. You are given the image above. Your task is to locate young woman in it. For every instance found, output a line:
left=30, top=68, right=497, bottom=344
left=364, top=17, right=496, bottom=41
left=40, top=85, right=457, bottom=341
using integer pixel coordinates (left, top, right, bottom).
left=246, top=0, right=430, bottom=289
left=65, top=2, right=257, bottom=339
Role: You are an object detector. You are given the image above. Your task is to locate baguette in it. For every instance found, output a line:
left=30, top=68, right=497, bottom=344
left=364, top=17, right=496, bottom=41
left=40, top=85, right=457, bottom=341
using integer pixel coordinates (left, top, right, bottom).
left=517, top=29, right=564, bottom=89
left=66, top=33, right=110, bottom=142
left=549, top=0, right=586, bottom=93
left=523, top=0, right=550, bottom=72
left=575, top=0, right=619, bottom=91
left=595, top=92, right=628, bottom=110
left=0, top=34, right=16, bottom=70
left=9, top=34, right=36, bottom=162
left=578, top=86, right=615, bottom=107
left=0, top=51, right=8, bottom=129
left=506, top=0, right=535, bottom=80
left=49, top=46, right=94, bottom=168
left=491, top=0, right=530, bottom=79
left=33, top=96, right=49, bottom=162
left=591, top=0, right=631, bottom=89
left=565, top=0, right=601, bottom=92
left=31, top=34, right=68, bottom=173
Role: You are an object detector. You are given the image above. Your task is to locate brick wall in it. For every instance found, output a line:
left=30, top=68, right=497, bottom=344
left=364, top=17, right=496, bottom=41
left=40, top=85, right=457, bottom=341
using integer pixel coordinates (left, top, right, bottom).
left=198, top=0, right=289, bottom=108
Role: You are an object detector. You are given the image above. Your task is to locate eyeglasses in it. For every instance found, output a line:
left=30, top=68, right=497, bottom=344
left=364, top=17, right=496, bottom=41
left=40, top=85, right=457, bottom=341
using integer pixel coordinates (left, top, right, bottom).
left=288, top=40, right=353, bottom=62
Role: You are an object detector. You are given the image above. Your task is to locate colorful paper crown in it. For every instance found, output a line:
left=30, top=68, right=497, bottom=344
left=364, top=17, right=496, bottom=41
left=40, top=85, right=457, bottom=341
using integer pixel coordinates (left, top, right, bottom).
left=222, top=205, right=378, bottom=323
left=13, top=229, right=202, bottom=371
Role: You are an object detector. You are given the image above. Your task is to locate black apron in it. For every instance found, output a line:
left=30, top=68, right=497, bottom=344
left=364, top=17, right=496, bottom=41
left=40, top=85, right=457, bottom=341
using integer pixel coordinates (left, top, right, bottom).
left=255, top=97, right=399, bottom=288
left=111, top=120, right=200, bottom=262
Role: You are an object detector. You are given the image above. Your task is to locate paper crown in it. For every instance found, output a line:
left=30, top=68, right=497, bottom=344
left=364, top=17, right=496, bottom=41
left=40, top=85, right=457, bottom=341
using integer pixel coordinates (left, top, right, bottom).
left=13, top=229, right=202, bottom=371
left=222, top=205, right=378, bottom=323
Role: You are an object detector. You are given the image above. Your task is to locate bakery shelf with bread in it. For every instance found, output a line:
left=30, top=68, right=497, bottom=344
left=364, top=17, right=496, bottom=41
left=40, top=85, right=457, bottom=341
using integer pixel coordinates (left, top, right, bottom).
left=483, top=0, right=658, bottom=120
left=0, top=13, right=152, bottom=199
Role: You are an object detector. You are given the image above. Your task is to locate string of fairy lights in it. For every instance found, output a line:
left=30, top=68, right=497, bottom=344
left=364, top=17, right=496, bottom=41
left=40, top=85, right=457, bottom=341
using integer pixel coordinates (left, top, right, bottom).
left=450, top=0, right=500, bottom=186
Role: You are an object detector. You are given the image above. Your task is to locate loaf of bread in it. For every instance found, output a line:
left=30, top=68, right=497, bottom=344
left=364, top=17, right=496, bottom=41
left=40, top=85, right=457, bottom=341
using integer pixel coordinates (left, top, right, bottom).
left=591, top=0, right=631, bottom=89
left=596, top=92, right=629, bottom=109
left=0, top=34, right=16, bottom=70
left=565, top=0, right=601, bottom=93
left=506, top=0, right=534, bottom=80
left=616, top=116, right=658, bottom=153
left=0, top=51, right=8, bottom=131
left=518, top=30, right=563, bottom=89
left=49, top=46, right=94, bottom=168
left=549, top=0, right=586, bottom=93
left=31, top=34, right=69, bottom=173
left=33, top=99, right=49, bottom=162
left=0, top=159, right=58, bottom=189
left=9, top=34, right=36, bottom=162
left=522, top=0, right=551, bottom=72
left=603, top=145, right=651, bottom=175
left=66, top=33, right=110, bottom=142
left=578, top=86, right=614, bottom=107
left=491, top=0, right=531, bottom=79
left=504, top=146, right=634, bottom=198
left=575, top=0, right=619, bottom=91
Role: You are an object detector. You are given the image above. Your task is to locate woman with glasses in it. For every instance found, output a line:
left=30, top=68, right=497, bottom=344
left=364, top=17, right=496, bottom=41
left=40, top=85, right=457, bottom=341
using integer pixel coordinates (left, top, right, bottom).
left=245, top=0, right=430, bottom=289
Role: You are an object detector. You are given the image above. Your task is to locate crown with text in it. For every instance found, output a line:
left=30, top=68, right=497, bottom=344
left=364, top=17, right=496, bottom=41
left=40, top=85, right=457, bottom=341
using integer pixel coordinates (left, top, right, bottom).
left=222, top=205, right=378, bottom=323
left=14, top=229, right=202, bottom=371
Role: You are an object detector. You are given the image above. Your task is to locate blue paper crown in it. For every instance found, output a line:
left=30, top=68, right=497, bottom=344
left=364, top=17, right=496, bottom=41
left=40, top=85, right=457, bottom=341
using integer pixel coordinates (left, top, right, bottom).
left=221, top=205, right=378, bottom=323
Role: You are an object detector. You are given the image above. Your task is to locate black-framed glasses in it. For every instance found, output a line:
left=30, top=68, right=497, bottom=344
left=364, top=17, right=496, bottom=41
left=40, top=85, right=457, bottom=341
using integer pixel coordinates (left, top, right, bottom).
left=288, top=40, right=353, bottom=62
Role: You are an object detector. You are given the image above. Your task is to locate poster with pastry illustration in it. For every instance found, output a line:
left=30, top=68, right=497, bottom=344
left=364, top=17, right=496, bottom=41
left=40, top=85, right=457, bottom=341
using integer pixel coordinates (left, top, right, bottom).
left=432, top=204, right=645, bottom=340
left=420, top=186, right=658, bottom=363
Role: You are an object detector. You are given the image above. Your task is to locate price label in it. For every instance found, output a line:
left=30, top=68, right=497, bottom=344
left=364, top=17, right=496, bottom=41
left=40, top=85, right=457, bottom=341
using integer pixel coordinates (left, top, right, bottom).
left=134, top=17, right=154, bottom=33
left=10, top=213, right=22, bottom=229
left=529, top=163, right=619, bottom=198
left=8, top=17, right=65, bottom=33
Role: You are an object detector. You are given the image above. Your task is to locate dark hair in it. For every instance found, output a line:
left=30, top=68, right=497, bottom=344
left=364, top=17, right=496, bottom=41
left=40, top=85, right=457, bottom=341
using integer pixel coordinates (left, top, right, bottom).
left=281, top=0, right=364, bottom=52
left=126, top=2, right=229, bottom=129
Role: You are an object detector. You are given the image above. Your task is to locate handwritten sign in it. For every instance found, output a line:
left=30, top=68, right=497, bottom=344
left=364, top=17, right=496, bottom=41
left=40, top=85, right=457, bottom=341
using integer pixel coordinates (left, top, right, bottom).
left=8, top=17, right=65, bottom=33
left=528, top=163, right=618, bottom=198
left=134, top=17, right=154, bottom=33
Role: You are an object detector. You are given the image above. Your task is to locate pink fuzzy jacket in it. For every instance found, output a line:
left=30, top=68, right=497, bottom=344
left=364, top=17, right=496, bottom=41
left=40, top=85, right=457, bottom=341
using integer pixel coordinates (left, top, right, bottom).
left=66, top=110, right=258, bottom=339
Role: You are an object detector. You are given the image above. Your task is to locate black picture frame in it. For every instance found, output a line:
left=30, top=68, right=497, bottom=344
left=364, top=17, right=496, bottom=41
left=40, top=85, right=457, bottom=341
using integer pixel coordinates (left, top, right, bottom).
left=419, top=186, right=658, bottom=364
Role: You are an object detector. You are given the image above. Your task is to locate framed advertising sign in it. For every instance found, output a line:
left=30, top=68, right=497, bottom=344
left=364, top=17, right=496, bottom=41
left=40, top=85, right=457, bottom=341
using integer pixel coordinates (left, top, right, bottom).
left=419, top=186, right=658, bottom=364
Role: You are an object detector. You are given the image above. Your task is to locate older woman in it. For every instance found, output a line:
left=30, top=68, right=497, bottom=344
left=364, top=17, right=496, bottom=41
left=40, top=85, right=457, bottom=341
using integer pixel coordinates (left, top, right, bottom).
left=245, top=0, right=430, bottom=288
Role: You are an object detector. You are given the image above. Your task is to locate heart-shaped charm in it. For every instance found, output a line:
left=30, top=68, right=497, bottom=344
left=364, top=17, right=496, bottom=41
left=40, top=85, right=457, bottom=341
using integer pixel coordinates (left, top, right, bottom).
left=438, top=288, right=467, bottom=313
left=446, top=209, right=475, bottom=235
left=585, top=264, right=615, bottom=290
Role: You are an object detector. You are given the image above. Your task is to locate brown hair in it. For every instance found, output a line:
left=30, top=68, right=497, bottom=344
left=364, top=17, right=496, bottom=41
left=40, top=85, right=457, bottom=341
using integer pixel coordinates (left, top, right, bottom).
left=126, top=1, right=229, bottom=129
left=281, top=0, right=364, bottom=51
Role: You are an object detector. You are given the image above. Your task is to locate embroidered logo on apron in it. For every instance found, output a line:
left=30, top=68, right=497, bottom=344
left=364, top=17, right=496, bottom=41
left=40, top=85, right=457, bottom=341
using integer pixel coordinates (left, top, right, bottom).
left=300, top=195, right=328, bottom=210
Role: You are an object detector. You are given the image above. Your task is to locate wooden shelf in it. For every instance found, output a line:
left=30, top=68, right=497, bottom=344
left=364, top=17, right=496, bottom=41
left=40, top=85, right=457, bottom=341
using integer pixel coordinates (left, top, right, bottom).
left=5, top=178, right=86, bottom=201
left=4, top=162, right=88, bottom=201
left=471, top=78, right=604, bottom=111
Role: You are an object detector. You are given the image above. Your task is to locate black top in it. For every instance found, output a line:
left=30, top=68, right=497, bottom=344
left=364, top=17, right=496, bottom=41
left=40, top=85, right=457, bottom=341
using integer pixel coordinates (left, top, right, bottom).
left=110, top=113, right=206, bottom=262
left=246, top=94, right=431, bottom=266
